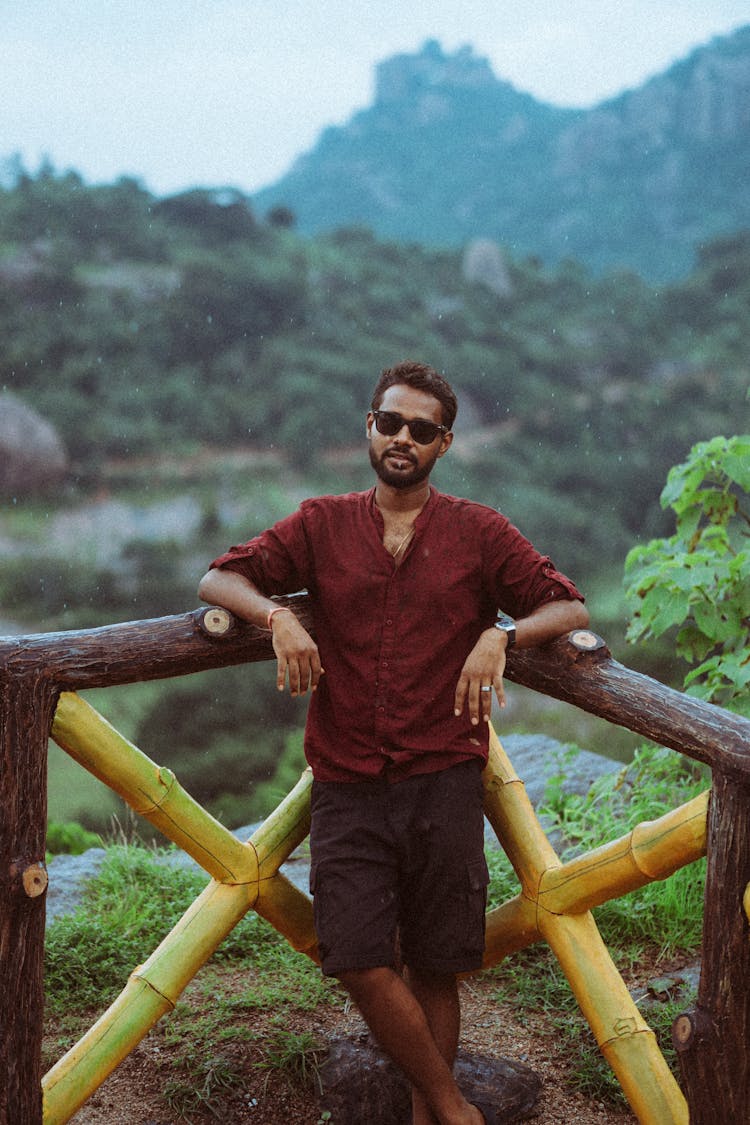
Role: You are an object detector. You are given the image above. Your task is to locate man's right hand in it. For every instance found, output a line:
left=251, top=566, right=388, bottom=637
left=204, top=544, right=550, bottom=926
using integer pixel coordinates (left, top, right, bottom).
left=270, top=609, right=324, bottom=696
left=198, top=568, right=324, bottom=697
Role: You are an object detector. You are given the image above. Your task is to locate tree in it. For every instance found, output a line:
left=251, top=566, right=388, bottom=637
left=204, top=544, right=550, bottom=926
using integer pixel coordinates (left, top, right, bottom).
left=624, top=433, right=750, bottom=715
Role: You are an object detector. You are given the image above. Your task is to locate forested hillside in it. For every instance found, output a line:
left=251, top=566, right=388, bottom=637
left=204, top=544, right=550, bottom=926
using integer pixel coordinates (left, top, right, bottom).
left=1, top=164, right=748, bottom=831
left=1, top=165, right=747, bottom=580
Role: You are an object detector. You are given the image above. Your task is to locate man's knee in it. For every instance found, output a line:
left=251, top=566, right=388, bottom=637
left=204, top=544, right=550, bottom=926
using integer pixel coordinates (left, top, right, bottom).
left=407, top=965, right=456, bottom=988
left=336, top=965, right=394, bottom=1001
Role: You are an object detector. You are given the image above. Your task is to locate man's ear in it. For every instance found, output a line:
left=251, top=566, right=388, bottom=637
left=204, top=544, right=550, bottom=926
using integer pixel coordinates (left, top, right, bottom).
left=366, top=411, right=374, bottom=438
left=437, top=431, right=453, bottom=458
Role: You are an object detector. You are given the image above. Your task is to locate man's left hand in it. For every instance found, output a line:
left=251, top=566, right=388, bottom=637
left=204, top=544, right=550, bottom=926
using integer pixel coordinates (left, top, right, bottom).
left=454, top=629, right=508, bottom=726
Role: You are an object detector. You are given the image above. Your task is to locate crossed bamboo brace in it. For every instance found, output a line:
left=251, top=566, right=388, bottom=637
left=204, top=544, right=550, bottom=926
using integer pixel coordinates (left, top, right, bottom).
left=43, top=689, right=702, bottom=1124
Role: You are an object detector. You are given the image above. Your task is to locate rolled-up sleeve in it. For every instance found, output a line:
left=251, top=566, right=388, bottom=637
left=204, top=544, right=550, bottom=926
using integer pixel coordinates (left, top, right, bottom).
left=484, top=514, right=584, bottom=619
left=209, top=509, right=312, bottom=596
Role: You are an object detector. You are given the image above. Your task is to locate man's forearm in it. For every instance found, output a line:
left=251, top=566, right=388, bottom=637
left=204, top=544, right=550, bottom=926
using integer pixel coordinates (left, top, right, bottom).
left=514, top=599, right=589, bottom=649
left=198, top=567, right=278, bottom=629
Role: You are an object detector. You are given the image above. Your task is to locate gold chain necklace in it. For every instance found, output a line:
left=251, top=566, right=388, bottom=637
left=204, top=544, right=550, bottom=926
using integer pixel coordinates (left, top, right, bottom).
left=389, top=526, right=415, bottom=559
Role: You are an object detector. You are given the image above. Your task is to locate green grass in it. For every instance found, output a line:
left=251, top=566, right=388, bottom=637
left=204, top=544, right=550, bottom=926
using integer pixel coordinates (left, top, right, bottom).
left=254, top=1025, right=327, bottom=1094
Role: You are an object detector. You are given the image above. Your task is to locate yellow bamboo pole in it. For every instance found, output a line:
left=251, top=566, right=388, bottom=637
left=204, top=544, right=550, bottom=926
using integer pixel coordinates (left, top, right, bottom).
left=250, top=766, right=312, bottom=879
left=539, top=910, right=688, bottom=1124
left=483, top=726, right=690, bottom=1122
left=249, top=768, right=318, bottom=959
left=481, top=790, right=708, bottom=967
left=42, top=749, right=317, bottom=1123
left=482, top=727, right=561, bottom=892
left=52, top=692, right=257, bottom=882
left=482, top=892, right=541, bottom=966
left=43, top=876, right=257, bottom=1124
left=539, top=790, right=709, bottom=915
left=254, top=873, right=319, bottom=962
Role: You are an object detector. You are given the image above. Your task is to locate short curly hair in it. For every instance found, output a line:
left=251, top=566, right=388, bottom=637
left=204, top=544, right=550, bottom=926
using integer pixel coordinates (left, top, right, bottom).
left=370, top=360, right=458, bottom=430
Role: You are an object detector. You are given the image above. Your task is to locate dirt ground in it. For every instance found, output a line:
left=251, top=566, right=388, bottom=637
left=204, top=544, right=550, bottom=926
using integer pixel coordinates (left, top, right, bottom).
left=55, top=964, right=677, bottom=1125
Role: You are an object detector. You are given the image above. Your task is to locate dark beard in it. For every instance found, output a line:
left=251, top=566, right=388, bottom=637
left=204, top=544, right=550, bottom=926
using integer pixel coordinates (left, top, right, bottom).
left=369, top=444, right=438, bottom=489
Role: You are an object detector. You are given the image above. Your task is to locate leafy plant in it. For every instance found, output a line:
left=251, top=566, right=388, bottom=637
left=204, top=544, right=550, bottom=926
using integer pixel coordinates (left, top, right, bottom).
left=624, top=434, right=750, bottom=714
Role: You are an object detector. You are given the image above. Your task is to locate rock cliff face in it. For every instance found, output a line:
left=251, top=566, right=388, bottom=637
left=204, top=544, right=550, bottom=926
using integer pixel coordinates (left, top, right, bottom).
left=253, top=27, right=750, bottom=279
left=0, top=393, right=68, bottom=496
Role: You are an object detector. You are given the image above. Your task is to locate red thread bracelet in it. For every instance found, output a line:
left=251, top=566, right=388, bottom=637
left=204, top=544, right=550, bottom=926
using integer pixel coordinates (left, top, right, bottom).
left=267, top=606, right=292, bottom=630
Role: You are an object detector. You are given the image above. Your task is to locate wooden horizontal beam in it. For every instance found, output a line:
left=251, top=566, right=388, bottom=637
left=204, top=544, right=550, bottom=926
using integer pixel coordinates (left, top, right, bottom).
left=2, top=602, right=749, bottom=779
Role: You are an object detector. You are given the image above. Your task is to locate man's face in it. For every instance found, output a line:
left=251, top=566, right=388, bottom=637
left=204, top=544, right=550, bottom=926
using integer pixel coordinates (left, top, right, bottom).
left=367, top=384, right=453, bottom=490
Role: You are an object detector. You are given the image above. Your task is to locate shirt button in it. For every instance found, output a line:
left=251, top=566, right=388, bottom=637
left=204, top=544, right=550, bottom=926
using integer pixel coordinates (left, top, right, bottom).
left=381, top=661, right=389, bottom=668
left=385, top=618, right=393, bottom=626
left=378, top=706, right=385, bottom=713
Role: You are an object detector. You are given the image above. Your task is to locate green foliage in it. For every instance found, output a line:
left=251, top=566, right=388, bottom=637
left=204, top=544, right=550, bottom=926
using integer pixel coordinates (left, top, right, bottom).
left=44, top=844, right=209, bottom=1013
left=624, top=435, right=750, bottom=714
left=1, top=162, right=748, bottom=590
left=46, top=821, right=101, bottom=857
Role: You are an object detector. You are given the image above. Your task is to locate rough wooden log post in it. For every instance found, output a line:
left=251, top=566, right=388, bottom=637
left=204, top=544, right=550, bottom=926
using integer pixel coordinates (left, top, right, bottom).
left=0, top=671, right=57, bottom=1125
left=672, top=773, right=750, bottom=1122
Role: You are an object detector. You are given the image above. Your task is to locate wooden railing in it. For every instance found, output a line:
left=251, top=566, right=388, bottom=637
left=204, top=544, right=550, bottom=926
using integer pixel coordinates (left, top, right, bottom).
left=1, top=597, right=749, bottom=1124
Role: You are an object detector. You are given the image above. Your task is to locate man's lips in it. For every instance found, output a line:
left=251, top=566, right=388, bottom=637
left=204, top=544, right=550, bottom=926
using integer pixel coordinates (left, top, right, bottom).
left=385, top=449, right=416, bottom=469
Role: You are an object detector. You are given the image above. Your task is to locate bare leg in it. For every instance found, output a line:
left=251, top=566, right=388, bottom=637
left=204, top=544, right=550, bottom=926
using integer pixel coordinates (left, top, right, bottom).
left=338, top=966, right=482, bottom=1125
left=406, top=968, right=461, bottom=1125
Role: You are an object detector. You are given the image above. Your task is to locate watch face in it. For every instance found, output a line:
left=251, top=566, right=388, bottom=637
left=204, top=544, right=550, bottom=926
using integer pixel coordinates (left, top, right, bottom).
left=494, top=616, right=516, bottom=647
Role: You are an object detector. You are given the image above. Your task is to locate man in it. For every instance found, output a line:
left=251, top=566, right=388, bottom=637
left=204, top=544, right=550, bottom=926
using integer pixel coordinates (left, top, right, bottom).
left=198, top=360, right=588, bottom=1125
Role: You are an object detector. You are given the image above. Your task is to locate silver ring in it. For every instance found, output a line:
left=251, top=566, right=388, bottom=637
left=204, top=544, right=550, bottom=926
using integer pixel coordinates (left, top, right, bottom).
left=480, top=685, right=492, bottom=692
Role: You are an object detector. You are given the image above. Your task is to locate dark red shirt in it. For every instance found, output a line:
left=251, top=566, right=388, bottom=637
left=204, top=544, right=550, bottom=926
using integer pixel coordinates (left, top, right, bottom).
left=211, top=487, right=583, bottom=782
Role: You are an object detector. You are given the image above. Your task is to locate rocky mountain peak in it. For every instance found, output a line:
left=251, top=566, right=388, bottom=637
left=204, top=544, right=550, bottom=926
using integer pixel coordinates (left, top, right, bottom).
left=374, top=39, right=499, bottom=105
left=254, top=24, right=750, bottom=279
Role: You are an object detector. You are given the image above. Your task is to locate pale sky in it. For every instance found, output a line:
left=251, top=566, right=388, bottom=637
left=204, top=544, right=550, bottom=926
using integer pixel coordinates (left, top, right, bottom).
left=3, top=1, right=750, bottom=197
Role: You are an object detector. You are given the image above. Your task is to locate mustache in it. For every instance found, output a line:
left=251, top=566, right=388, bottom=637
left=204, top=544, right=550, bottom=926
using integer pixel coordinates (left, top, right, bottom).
left=385, top=444, right=417, bottom=464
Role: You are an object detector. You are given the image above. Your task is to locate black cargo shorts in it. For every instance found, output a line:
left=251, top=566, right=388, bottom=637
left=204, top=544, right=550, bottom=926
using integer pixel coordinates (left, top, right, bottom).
left=308, top=759, right=489, bottom=977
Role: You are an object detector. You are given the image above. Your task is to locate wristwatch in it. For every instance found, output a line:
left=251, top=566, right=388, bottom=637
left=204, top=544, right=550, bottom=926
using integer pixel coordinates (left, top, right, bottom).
left=493, top=613, right=516, bottom=649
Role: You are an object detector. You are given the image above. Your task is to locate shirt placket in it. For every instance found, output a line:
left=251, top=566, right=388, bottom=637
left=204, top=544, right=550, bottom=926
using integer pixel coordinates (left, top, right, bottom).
left=373, top=565, right=402, bottom=754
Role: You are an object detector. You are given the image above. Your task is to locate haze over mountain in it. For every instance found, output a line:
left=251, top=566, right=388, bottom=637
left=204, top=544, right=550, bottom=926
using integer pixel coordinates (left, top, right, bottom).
left=253, top=26, right=750, bottom=280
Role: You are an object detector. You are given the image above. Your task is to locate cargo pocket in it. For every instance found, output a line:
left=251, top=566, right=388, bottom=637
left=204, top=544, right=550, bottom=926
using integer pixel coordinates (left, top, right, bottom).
left=466, top=855, right=490, bottom=942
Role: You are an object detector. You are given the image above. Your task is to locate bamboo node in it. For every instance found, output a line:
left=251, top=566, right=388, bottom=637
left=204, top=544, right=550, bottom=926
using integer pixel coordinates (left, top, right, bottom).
left=612, top=1016, right=638, bottom=1038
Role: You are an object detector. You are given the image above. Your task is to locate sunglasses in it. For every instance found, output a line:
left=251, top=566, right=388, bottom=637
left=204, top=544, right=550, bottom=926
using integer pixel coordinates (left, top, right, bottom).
left=372, top=410, right=448, bottom=445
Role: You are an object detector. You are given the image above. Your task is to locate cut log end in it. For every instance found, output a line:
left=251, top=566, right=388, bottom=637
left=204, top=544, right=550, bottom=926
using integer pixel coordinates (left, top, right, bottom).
left=568, top=629, right=609, bottom=654
left=21, top=863, right=48, bottom=899
left=672, top=1008, right=713, bottom=1052
left=198, top=606, right=235, bottom=637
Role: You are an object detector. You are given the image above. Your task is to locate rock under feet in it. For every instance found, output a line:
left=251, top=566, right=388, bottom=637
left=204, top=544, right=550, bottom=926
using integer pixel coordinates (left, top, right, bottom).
left=319, top=1033, right=541, bottom=1124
